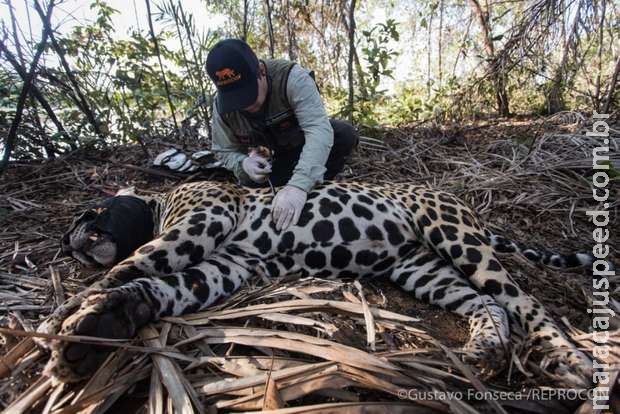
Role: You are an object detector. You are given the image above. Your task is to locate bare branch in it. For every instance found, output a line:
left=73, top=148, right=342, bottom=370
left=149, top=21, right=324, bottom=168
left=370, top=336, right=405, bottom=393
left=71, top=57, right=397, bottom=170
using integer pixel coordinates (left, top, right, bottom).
left=32, top=0, right=104, bottom=138
left=0, top=41, right=72, bottom=147
left=0, top=0, right=56, bottom=174
left=145, top=0, right=179, bottom=131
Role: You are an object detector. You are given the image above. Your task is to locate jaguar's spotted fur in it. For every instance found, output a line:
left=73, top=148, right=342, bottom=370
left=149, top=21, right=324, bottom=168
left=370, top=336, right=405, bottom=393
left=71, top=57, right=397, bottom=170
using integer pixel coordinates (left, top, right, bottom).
left=39, top=181, right=604, bottom=387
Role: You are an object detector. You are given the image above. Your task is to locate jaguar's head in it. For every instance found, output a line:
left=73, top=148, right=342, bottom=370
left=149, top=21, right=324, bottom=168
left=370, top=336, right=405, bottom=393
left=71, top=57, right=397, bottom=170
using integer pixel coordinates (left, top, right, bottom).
left=61, top=195, right=155, bottom=267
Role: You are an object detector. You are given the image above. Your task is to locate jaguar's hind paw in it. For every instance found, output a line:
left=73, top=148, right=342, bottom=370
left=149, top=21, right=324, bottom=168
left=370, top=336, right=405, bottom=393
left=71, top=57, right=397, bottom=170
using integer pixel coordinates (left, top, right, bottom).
left=461, top=304, right=511, bottom=378
left=462, top=337, right=509, bottom=378
left=541, top=348, right=593, bottom=389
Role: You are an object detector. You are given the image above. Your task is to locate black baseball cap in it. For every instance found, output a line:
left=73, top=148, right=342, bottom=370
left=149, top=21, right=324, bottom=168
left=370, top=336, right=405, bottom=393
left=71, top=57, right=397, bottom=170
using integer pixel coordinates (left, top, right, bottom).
left=206, top=39, right=260, bottom=113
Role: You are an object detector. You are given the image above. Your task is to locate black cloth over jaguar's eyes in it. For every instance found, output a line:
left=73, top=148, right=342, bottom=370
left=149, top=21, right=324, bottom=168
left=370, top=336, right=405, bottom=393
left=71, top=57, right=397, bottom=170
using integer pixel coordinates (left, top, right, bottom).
left=89, top=196, right=154, bottom=262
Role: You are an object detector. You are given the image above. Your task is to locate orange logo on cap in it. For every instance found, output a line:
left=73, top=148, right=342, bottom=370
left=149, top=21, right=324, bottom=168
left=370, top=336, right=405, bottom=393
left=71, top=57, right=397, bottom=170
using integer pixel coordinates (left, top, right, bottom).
left=214, top=68, right=241, bottom=86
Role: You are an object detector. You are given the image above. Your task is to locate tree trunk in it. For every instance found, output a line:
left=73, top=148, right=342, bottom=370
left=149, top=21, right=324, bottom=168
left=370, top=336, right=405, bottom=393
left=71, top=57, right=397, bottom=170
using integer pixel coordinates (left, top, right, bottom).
left=265, top=0, right=275, bottom=58
left=468, top=0, right=510, bottom=116
left=29, top=102, right=56, bottom=158
left=594, top=0, right=606, bottom=110
left=426, top=12, right=433, bottom=98
left=494, top=77, right=510, bottom=117
left=438, top=0, right=444, bottom=88
left=340, top=7, right=366, bottom=98
left=545, top=2, right=581, bottom=114
left=285, top=0, right=297, bottom=61
left=347, top=0, right=356, bottom=122
left=242, top=0, right=249, bottom=42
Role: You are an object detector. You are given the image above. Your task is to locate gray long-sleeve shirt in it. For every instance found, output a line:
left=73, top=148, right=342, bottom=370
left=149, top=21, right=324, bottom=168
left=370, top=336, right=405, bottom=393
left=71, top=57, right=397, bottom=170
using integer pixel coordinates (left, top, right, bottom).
left=211, top=64, right=333, bottom=192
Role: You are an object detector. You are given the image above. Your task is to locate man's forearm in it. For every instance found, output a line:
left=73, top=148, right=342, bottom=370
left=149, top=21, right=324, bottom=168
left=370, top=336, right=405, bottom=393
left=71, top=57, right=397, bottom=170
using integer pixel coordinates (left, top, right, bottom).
left=214, top=149, right=248, bottom=179
left=288, top=121, right=333, bottom=191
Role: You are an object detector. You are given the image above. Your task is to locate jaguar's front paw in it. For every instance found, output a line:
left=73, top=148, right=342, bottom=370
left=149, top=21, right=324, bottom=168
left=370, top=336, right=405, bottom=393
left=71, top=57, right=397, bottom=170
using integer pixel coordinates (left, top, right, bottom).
left=45, top=289, right=153, bottom=382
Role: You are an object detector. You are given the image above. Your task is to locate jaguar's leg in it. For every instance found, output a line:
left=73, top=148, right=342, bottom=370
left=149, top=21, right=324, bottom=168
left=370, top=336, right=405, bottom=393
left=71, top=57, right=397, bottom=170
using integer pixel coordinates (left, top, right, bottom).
left=47, top=252, right=257, bottom=382
left=38, top=207, right=237, bottom=341
left=389, top=248, right=510, bottom=375
left=411, top=192, right=592, bottom=387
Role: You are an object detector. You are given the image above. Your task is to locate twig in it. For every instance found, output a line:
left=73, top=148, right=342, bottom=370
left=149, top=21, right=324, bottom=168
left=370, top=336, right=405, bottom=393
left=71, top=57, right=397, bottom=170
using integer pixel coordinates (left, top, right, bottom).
left=145, top=0, right=179, bottom=131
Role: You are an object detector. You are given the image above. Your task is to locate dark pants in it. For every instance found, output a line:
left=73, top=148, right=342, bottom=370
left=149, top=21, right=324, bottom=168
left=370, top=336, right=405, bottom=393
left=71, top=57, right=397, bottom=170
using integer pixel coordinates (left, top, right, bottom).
left=267, top=119, right=359, bottom=186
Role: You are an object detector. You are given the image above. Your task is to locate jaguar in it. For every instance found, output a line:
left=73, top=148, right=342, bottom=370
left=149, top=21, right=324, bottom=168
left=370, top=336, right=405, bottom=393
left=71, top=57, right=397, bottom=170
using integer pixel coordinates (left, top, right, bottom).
left=39, top=180, right=603, bottom=387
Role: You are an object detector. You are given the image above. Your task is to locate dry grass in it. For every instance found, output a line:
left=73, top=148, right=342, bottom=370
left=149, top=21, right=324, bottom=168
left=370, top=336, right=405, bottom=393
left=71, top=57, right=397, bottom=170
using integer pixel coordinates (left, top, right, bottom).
left=0, top=113, right=618, bottom=413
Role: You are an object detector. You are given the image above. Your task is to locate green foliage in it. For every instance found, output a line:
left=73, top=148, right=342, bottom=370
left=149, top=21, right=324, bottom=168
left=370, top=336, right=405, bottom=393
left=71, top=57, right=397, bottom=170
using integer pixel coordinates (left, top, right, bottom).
left=360, top=19, right=399, bottom=96
left=385, top=84, right=435, bottom=125
left=3, top=0, right=220, bottom=156
left=0, top=71, right=20, bottom=126
left=2, top=0, right=618, bottom=161
left=349, top=19, right=400, bottom=126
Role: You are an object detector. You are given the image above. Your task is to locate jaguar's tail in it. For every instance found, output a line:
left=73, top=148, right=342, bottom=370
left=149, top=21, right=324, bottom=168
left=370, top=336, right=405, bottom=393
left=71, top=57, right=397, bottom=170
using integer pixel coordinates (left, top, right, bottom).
left=489, top=233, right=615, bottom=272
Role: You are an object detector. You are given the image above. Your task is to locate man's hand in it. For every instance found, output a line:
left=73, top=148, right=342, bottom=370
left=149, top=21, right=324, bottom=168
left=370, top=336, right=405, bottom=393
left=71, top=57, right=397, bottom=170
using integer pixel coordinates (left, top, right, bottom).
left=272, top=185, right=307, bottom=231
left=242, top=151, right=272, bottom=183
